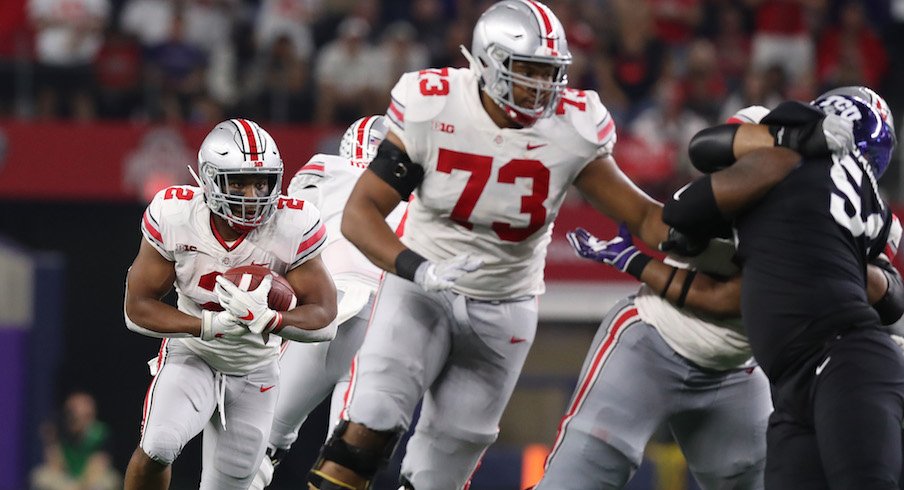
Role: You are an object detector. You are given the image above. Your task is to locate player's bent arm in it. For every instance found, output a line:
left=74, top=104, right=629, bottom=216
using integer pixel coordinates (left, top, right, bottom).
left=278, top=255, right=338, bottom=342
left=640, top=261, right=741, bottom=318
left=573, top=156, right=669, bottom=248
left=342, top=133, right=421, bottom=276
left=663, top=148, right=801, bottom=236
left=868, top=259, right=904, bottom=325
left=124, top=239, right=201, bottom=337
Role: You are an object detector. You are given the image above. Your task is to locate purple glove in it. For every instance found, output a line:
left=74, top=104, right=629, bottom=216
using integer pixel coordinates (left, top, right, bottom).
left=566, top=224, right=651, bottom=279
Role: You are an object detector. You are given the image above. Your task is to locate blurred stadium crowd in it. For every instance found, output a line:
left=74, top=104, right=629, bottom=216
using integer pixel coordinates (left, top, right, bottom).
left=1, top=0, right=904, bottom=199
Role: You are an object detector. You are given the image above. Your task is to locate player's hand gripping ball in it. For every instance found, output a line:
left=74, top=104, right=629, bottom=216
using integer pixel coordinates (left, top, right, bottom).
left=220, top=265, right=297, bottom=311
left=216, top=265, right=297, bottom=334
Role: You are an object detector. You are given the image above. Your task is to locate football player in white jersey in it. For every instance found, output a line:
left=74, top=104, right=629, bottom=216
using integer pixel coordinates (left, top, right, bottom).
left=304, top=2, right=678, bottom=489
left=249, top=115, right=408, bottom=490
left=122, top=119, right=338, bottom=490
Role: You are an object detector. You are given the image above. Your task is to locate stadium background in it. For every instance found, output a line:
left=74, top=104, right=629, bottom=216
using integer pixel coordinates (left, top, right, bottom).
left=2, top=0, right=904, bottom=488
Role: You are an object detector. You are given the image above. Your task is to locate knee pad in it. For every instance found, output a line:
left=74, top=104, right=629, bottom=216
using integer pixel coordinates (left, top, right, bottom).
left=141, top=427, right=184, bottom=465
left=308, top=420, right=402, bottom=484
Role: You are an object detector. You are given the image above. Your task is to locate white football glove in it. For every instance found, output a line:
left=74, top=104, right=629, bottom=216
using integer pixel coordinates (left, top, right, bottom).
left=413, top=254, right=483, bottom=292
left=199, top=310, right=246, bottom=340
left=215, top=275, right=282, bottom=335
left=890, top=334, right=904, bottom=353
left=822, top=113, right=856, bottom=155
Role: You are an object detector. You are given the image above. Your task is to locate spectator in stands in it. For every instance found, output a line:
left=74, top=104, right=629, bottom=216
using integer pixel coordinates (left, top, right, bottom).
left=244, top=33, right=314, bottom=122
left=718, top=68, right=782, bottom=122
left=144, top=10, right=208, bottom=121
left=30, top=392, right=120, bottom=490
left=628, top=78, right=708, bottom=196
left=647, top=0, right=702, bottom=75
left=816, top=1, right=888, bottom=91
left=747, top=0, right=823, bottom=88
left=253, top=0, right=318, bottom=65
left=710, top=4, right=752, bottom=91
left=681, top=39, right=726, bottom=122
left=94, top=27, right=143, bottom=119
left=603, top=0, right=667, bottom=124
left=314, top=16, right=383, bottom=124
left=373, top=21, right=429, bottom=93
left=28, top=0, right=110, bottom=119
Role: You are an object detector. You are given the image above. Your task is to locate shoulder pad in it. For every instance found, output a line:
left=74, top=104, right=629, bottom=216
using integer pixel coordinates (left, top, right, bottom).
left=558, top=89, right=617, bottom=157
left=268, top=197, right=327, bottom=268
left=389, top=68, right=462, bottom=125
left=142, top=185, right=201, bottom=258
left=148, top=185, right=202, bottom=223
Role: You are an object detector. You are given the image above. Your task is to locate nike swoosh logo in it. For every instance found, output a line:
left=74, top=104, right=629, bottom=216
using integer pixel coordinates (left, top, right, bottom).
left=672, top=183, right=691, bottom=202
left=510, top=336, right=527, bottom=344
left=240, top=310, right=255, bottom=321
left=214, top=150, right=229, bottom=156
left=526, top=143, right=547, bottom=151
left=260, top=385, right=275, bottom=393
left=815, top=356, right=831, bottom=376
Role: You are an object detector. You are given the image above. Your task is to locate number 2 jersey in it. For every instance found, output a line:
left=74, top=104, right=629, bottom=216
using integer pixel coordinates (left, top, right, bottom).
left=140, top=185, right=327, bottom=375
left=737, top=152, right=900, bottom=380
left=386, top=67, right=616, bottom=300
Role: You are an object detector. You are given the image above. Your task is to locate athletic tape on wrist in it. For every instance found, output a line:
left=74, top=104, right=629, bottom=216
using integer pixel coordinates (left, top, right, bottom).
left=395, top=249, right=427, bottom=282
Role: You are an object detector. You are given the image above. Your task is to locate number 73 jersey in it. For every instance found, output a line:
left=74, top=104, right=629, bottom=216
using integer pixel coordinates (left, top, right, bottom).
left=386, top=67, right=616, bottom=300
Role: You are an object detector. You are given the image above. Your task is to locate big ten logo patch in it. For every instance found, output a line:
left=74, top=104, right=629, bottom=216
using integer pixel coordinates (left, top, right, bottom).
left=432, top=121, right=455, bottom=134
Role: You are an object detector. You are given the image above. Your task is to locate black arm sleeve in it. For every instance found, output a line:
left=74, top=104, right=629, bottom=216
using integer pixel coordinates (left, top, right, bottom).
left=688, top=124, right=739, bottom=174
left=368, top=140, right=424, bottom=201
left=762, top=101, right=832, bottom=157
left=872, top=259, right=904, bottom=325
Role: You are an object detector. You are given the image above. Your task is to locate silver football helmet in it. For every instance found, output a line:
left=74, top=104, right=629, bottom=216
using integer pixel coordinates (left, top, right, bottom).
left=339, top=115, right=389, bottom=162
left=466, top=0, right=571, bottom=127
left=195, top=119, right=283, bottom=232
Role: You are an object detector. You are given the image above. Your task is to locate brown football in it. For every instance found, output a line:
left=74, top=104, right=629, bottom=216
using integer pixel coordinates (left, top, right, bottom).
left=221, top=264, right=297, bottom=311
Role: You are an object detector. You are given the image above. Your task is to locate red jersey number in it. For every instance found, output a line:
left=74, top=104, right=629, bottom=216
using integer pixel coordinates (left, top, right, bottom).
left=418, top=68, right=450, bottom=96
left=164, top=187, right=195, bottom=200
left=436, top=149, right=550, bottom=242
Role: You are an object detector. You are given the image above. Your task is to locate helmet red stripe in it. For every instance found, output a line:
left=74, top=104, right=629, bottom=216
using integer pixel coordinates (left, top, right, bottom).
left=525, top=0, right=555, bottom=50
left=355, top=116, right=373, bottom=160
left=236, top=119, right=259, bottom=159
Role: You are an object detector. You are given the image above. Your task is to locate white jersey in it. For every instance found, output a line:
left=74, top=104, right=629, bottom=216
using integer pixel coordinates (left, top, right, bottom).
left=387, top=67, right=616, bottom=299
left=287, top=154, right=407, bottom=292
left=634, top=239, right=752, bottom=371
left=141, top=185, right=327, bottom=375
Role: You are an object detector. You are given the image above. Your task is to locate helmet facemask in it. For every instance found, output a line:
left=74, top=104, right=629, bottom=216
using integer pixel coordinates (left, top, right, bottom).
left=467, top=0, right=572, bottom=128
left=194, top=119, right=284, bottom=233
left=201, top=165, right=282, bottom=233
left=480, top=45, right=569, bottom=126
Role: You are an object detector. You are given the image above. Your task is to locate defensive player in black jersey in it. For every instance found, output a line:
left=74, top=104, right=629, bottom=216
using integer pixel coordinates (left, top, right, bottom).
left=662, top=86, right=904, bottom=489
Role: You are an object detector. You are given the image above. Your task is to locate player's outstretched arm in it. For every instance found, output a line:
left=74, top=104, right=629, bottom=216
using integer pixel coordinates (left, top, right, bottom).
left=125, top=239, right=240, bottom=339
left=567, top=225, right=740, bottom=317
left=573, top=155, right=669, bottom=249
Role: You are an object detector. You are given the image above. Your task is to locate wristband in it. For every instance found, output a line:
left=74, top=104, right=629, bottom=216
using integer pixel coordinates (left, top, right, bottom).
left=676, top=270, right=698, bottom=308
left=660, top=267, right=678, bottom=298
left=395, top=249, right=428, bottom=281
left=625, top=253, right=652, bottom=280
